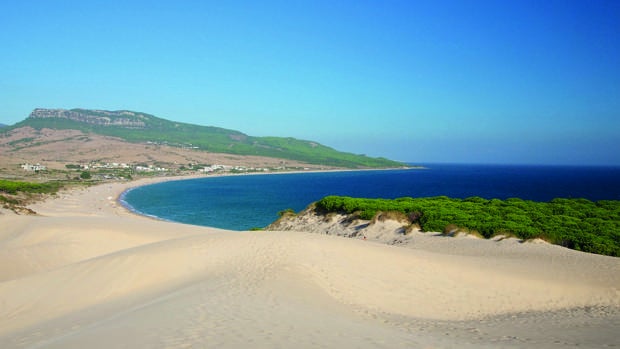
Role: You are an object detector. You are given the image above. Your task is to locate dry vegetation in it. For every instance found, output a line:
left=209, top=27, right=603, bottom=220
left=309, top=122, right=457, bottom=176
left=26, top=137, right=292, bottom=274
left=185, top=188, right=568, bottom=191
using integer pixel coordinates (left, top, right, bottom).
left=0, top=127, right=335, bottom=179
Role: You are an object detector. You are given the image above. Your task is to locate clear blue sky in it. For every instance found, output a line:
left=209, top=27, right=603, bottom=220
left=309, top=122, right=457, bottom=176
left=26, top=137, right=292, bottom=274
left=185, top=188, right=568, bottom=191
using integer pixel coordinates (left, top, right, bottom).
left=1, top=0, right=619, bottom=165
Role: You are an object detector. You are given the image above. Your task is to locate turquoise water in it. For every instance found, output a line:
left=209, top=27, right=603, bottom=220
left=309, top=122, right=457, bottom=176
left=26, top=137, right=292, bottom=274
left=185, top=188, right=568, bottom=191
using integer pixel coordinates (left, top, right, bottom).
left=121, top=164, right=620, bottom=231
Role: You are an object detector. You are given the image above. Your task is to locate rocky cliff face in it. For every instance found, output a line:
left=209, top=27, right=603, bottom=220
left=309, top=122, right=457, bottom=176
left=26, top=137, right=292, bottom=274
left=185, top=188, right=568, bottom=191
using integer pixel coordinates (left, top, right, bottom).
left=29, top=108, right=146, bottom=128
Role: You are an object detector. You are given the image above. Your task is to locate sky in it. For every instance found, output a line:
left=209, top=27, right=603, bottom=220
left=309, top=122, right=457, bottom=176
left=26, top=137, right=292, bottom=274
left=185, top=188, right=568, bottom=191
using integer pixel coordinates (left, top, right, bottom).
left=1, top=0, right=619, bottom=166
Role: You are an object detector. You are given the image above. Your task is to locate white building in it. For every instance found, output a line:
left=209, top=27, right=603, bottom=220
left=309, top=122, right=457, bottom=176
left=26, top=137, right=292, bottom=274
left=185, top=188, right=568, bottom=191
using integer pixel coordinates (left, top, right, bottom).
left=21, top=163, right=47, bottom=171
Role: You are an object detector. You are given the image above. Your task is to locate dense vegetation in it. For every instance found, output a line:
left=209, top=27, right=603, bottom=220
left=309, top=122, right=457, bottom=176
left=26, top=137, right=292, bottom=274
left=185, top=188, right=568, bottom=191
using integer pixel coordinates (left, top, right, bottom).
left=315, top=196, right=620, bottom=256
left=0, top=179, right=64, bottom=212
left=0, top=179, right=62, bottom=195
left=6, top=109, right=405, bottom=168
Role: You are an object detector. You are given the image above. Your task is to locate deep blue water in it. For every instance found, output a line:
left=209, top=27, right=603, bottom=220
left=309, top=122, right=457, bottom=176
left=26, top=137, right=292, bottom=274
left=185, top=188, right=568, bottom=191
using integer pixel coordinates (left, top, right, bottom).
left=121, top=164, right=620, bottom=231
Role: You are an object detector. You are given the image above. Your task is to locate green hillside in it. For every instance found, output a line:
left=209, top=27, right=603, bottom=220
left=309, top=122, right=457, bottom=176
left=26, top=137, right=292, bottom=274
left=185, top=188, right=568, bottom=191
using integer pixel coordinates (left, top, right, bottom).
left=6, top=108, right=405, bottom=168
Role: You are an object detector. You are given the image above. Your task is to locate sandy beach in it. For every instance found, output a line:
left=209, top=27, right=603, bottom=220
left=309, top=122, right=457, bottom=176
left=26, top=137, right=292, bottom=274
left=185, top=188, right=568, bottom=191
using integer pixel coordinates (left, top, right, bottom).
left=1, top=176, right=619, bottom=348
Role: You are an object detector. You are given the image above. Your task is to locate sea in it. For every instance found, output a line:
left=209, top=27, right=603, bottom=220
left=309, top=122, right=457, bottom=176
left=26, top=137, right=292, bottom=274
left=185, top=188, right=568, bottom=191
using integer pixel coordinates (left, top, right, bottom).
left=120, top=163, right=620, bottom=231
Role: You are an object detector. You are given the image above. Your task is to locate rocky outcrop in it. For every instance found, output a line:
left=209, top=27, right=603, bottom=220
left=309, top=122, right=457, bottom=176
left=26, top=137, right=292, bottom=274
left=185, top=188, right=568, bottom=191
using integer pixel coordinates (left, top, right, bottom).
left=29, top=108, right=146, bottom=128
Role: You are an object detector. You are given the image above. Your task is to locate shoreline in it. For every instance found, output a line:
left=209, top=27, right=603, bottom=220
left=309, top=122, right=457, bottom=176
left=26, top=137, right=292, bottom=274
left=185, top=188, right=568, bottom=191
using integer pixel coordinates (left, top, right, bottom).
left=1, top=171, right=619, bottom=348
left=114, top=166, right=418, bottom=224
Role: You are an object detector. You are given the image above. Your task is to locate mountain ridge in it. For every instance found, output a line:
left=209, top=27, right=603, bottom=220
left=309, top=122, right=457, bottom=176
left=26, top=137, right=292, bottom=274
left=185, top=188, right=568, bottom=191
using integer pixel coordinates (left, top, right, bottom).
left=5, top=108, right=405, bottom=168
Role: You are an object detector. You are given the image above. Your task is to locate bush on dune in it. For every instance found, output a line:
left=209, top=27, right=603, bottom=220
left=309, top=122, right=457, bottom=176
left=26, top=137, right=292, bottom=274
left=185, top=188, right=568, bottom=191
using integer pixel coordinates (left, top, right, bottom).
left=314, top=195, right=620, bottom=256
left=0, top=179, right=62, bottom=195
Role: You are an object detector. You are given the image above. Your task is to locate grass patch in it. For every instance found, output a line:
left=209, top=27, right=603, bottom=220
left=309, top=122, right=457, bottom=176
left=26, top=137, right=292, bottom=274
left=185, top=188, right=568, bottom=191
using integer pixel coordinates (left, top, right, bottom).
left=371, top=211, right=410, bottom=224
left=277, top=208, right=297, bottom=217
left=0, top=195, right=19, bottom=205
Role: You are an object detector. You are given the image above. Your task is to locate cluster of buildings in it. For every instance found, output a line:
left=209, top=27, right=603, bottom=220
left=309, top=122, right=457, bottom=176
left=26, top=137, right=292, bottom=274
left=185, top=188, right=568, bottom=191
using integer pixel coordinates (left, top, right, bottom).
left=20, top=163, right=47, bottom=172
left=86, top=162, right=168, bottom=173
left=134, top=165, right=169, bottom=172
left=82, top=162, right=131, bottom=170
left=20, top=162, right=168, bottom=173
left=20, top=161, right=294, bottom=176
left=197, top=164, right=270, bottom=173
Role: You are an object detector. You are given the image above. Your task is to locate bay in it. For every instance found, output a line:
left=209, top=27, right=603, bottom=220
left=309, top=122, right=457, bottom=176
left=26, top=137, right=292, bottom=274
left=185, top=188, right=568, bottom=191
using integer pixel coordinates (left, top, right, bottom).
left=120, top=164, right=620, bottom=231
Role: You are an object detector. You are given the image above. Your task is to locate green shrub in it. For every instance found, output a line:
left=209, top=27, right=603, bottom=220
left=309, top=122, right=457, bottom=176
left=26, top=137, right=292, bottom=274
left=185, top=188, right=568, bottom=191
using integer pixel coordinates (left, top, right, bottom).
left=0, top=195, right=19, bottom=205
left=277, top=208, right=296, bottom=217
left=314, top=195, right=620, bottom=256
left=0, top=180, right=62, bottom=194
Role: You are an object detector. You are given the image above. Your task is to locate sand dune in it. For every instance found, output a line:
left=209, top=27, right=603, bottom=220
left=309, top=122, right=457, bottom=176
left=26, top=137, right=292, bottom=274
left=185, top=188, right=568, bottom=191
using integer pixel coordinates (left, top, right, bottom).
left=1, top=178, right=619, bottom=348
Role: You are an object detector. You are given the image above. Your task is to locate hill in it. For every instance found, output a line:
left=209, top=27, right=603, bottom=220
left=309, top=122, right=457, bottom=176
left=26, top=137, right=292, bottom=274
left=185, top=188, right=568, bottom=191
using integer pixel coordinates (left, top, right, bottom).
left=5, top=108, right=404, bottom=169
